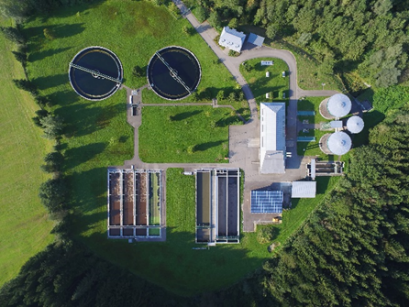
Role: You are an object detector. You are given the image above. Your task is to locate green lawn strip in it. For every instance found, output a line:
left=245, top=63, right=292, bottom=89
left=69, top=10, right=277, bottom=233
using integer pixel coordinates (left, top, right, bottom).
left=297, top=96, right=329, bottom=124
left=0, top=18, right=54, bottom=287
left=139, top=106, right=239, bottom=163
left=239, top=57, right=289, bottom=105
left=148, top=173, right=160, bottom=226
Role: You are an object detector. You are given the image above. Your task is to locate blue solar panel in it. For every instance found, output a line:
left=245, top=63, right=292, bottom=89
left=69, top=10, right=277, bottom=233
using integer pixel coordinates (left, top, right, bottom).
left=251, top=190, right=283, bottom=213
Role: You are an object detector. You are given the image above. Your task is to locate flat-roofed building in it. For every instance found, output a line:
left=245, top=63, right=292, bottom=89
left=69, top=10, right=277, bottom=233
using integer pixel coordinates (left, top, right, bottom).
left=260, top=102, right=286, bottom=174
left=292, top=181, right=317, bottom=198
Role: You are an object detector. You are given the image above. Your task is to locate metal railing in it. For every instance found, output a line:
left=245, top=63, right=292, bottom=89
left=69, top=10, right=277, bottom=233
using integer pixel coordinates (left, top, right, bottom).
left=154, top=51, right=191, bottom=93
left=69, top=62, right=121, bottom=84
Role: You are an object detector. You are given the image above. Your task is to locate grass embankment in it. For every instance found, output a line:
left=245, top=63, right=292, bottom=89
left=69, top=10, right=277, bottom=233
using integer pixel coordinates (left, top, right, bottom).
left=0, top=18, right=54, bottom=287
left=296, top=96, right=333, bottom=159
left=139, top=106, right=239, bottom=163
left=239, top=57, right=289, bottom=105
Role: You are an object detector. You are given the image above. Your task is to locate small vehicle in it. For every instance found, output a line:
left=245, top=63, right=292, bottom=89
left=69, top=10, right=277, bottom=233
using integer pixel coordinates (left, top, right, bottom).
left=282, top=71, right=286, bottom=77
left=282, top=92, right=286, bottom=99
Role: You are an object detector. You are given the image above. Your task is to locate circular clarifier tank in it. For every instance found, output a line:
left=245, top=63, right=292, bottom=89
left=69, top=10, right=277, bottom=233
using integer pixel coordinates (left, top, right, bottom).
left=68, top=46, right=123, bottom=101
left=147, top=46, right=201, bottom=100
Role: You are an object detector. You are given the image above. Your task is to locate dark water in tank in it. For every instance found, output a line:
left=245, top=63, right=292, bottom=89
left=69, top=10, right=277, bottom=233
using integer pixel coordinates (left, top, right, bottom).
left=148, top=47, right=201, bottom=100
left=69, top=48, right=122, bottom=100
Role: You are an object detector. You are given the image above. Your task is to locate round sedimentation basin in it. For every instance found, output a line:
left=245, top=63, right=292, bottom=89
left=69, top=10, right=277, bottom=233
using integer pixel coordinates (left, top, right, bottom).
left=147, top=46, right=201, bottom=100
left=68, top=46, right=123, bottom=101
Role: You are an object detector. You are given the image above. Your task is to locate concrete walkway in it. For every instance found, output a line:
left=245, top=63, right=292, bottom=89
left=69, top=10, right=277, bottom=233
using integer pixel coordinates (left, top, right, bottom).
left=120, top=2, right=340, bottom=232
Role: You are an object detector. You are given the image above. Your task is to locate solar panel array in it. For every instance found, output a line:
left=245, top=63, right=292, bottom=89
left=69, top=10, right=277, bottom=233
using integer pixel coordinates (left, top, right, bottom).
left=251, top=190, right=283, bottom=213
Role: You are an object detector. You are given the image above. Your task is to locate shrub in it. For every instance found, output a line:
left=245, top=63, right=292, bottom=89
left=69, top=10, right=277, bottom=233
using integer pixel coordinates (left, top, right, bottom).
left=43, top=28, right=55, bottom=40
left=228, top=49, right=239, bottom=57
left=132, top=65, right=144, bottom=78
left=256, top=226, right=277, bottom=244
left=32, top=109, right=49, bottom=127
left=40, top=114, right=63, bottom=139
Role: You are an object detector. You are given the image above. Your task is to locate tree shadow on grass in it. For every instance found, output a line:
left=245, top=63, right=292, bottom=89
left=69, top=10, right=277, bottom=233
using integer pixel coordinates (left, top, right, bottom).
left=56, top=102, right=123, bottom=137
left=28, top=47, right=72, bottom=62
left=47, top=90, right=80, bottom=106
left=66, top=167, right=107, bottom=215
left=297, top=99, right=315, bottom=111
left=34, top=74, right=68, bottom=90
left=216, top=116, right=241, bottom=127
left=194, top=140, right=227, bottom=152
left=64, top=142, right=107, bottom=170
left=23, top=23, right=85, bottom=51
left=170, top=110, right=202, bottom=121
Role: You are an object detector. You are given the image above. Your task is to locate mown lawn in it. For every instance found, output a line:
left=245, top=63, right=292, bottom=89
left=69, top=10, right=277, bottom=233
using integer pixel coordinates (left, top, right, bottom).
left=0, top=18, right=54, bottom=287
left=297, top=96, right=329, bottom=124
left=239, top=57, right=289, bottom=105
left=139, top=106, right=240, bottom=163
left=297, top=96, right=334, bottom=159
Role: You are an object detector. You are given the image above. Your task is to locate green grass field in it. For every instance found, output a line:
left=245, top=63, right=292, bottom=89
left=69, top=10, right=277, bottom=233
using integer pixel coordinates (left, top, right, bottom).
left=0, top=18, right=54, bottom=287
left=239, top=57, right=289, bottom=105
left=139, top=106, right=239, bottom=163
left=149, top=172, right=160, bottom=226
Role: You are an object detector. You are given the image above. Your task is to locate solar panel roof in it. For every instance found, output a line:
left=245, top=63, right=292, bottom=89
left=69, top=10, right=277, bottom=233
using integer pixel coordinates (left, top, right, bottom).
left=251, top=190, right=283, bottom=213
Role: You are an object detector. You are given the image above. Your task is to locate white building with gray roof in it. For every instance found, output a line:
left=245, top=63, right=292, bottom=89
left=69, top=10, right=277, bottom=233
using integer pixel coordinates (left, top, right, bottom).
left=260, top=102, right=286, bottom=174
left=218, top=27, right=246, bottom=53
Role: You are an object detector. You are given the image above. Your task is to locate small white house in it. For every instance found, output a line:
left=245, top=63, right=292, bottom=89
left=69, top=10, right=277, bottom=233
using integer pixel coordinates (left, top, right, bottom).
left=218, top=27, right=246, bottom=53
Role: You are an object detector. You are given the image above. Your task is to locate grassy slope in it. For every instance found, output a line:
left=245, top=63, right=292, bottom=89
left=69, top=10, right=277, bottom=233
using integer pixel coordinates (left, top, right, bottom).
left=0, top=19, right=54, bottom=287
left=239, top=57, right=289, bottom=105
left=139, top=106, right=239, bottom=163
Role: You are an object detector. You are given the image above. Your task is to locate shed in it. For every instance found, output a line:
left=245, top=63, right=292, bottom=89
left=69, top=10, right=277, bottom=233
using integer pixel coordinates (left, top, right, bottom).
left=247, top=33, right=265, bottom=47
left=292, top=181, right=316, bottom=198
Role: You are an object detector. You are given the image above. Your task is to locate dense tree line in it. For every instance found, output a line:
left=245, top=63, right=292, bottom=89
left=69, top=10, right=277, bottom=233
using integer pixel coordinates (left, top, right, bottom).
left=255, top=106, right=409, bottom=306
left=188, top=0, right=409, bottom=88
left=0, top=242, right=184, bottom=307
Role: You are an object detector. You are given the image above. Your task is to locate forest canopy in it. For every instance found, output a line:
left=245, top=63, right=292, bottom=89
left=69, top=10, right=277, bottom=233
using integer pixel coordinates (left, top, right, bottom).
left=189, top=0, right=409, bottom=88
